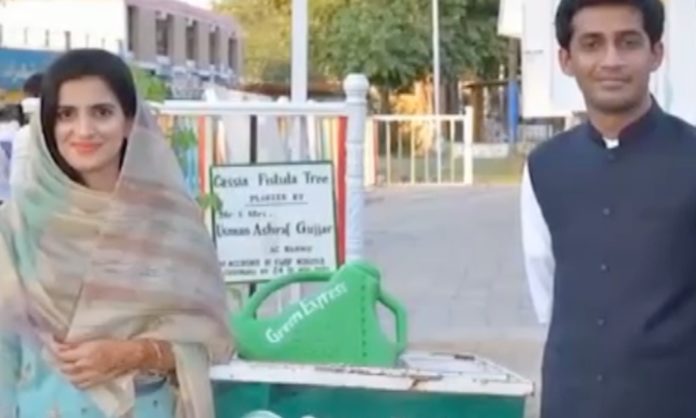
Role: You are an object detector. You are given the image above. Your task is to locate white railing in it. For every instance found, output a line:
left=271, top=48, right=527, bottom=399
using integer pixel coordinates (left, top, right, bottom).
left=369, top=108, right=474, bottom=185
left=23, top=74, right=370, bottom=263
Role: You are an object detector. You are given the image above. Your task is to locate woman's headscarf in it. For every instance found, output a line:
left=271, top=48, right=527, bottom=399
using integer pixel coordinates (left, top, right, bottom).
left=0, top=98, right=233, bottom=418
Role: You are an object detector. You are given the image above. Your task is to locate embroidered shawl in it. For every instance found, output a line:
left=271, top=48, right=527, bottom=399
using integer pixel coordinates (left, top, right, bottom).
left=0, top=101, right=233, bottom=418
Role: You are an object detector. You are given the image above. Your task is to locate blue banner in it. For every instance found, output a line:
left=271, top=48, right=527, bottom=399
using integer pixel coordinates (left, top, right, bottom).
left=0, top=47, right=58, bottom=90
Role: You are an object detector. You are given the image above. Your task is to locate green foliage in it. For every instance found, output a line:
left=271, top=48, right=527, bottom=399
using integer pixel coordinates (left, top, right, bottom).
left=312, top=0, right=430, bottom=90
left=131, top=66, right=169, bottom=102
left=170, top=126, right=198, bottom=151
left=167, top=124, right=223, bottom=212
left=314, top=0, right=505, bottom=87
left=438, top=0, right=506, bottom=78
left=216, top=0, right=293, bottom=83
left=217, top=0, right=505, bottom=87
left=197, top=192, right=223, bottom=212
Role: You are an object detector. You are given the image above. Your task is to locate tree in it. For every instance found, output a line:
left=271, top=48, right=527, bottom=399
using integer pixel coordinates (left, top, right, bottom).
left=217, top=0, right=505, bottom=104
left=131, top=66, right=168, bottom=102
left=312, top=0, right=428, bottom=91
left=436, top=0, right=506, bottom=79
left=216, top=0, right=292, bottom=83
left=311, top=0, right=504, bottom=113
left=313, top=0, right=504, bottom=84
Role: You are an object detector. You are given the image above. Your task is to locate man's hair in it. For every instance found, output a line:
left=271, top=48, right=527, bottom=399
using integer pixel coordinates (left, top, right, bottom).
left=555, top=0, right=665, bottom=50
left=22, top=73, right=43, bottom=98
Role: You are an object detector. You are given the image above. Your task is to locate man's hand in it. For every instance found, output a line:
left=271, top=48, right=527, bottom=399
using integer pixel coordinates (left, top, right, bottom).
left=50, top=339, right=144, bottom=389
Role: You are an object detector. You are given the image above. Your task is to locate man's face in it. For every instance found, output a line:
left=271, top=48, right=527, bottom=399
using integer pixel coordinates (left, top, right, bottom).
left=559, top=4, right=663, bottom=114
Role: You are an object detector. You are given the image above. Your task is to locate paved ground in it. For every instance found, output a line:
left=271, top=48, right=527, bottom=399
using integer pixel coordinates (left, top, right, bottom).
left=364, top=185, right=547, bottom=418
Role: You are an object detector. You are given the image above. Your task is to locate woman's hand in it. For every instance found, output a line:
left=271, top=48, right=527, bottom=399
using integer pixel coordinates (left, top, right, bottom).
left=50, top=339, right=144, bottom=389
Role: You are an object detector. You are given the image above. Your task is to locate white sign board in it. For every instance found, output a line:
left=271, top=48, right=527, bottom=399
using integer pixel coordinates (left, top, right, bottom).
left=211, top=162, right=338, bottom=283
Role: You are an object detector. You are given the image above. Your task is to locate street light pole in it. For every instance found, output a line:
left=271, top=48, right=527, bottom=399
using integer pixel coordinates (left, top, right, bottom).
left=291, top=0, right=308, bottom=103
left=290, top=0, right=308, bottom=161
left=432, top=0, right=442, bottom=182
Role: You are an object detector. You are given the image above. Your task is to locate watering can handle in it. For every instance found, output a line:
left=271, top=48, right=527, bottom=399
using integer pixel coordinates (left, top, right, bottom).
left=241, top=270, right=334, bottom=318
left=378, top=291, right=408, bottom=353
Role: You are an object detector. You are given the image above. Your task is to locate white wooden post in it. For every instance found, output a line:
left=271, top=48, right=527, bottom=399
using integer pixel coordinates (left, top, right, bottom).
left=343, top=74, right=370, bottom=262
left=463, top=105, right=474, bottom=185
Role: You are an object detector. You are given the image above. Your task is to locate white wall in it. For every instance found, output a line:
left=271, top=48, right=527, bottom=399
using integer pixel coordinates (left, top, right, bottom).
left=520, top=0, right=569, bottom=117
left=0, top=0, right=126, bottom=52
left=660, top=0, right=696, bottom=124
left=498, top=0, right=523, bottom=38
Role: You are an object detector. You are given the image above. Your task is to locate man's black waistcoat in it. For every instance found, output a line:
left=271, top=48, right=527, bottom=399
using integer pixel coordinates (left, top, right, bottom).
left=528, top=104, right=696, bottom=418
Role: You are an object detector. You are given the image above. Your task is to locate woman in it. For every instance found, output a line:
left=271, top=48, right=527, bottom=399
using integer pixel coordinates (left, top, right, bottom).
left=0, top=49, right=233, bottom=418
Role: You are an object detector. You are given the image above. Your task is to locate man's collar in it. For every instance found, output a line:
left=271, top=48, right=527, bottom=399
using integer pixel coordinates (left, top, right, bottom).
left=584, top=98, right=663, bottom=148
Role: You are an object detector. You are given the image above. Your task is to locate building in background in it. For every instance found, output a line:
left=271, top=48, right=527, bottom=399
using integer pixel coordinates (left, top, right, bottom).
left=0, top=0, right=243, bottom=99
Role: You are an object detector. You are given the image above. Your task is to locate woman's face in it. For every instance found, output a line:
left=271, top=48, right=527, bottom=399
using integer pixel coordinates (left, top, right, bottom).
left=54, top=76, right=132, bottom=190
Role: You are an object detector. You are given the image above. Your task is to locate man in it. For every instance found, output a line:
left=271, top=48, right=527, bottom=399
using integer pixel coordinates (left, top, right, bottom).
left=0, top=101, right=23, bottom=204
left=9, top=72, right=42, bottom=192
left=521, top=1, right=696, bottom=417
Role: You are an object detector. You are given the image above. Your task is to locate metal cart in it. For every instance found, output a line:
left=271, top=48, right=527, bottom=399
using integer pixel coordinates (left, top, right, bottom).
left=211, top=350, right=534, bottom=418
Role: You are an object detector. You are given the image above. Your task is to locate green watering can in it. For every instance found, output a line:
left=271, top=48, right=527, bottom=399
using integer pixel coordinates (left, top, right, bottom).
left=230, top=261, right=408, bottom=367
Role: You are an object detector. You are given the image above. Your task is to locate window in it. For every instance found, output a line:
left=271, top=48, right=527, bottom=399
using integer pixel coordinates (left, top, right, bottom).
left=186, top=20, right=198, bottom=61
left=156, top=14, right=172, bottom=57
left=209, top=27, right=218, bottom=65
left=127, top=5, right=138, bottom=52
left=227, top=37, right=238, bottom=70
